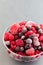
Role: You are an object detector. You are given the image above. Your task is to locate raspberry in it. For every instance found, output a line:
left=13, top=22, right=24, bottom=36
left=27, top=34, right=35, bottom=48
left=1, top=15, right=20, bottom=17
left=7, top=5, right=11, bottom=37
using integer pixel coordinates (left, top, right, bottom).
left=10, top=24, right=20, bottom=34
left=11, top=44, right=16, bottom=50
left=26, top=48, right=35, bottom=56
left=16, top=39, right=24, bottom=47
left=25, top=31, right=33, bottom=37
left=18, top=26, right=22, bottom=32
left=9, top=34, right=14, bottom=41
left=39, top=35, right=43, bottom=42
left=19, top=21, right=26, bottom=26
left=11, top=41, right=16, bottom=45
left=4, top=32, right=10, bottom=41
left=32, top=27, right=36, bottom=33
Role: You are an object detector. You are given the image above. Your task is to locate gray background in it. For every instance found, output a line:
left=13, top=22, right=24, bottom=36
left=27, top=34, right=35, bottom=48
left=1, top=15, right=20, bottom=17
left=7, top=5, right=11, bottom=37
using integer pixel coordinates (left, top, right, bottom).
left=0, top=0, right=43, bottom=65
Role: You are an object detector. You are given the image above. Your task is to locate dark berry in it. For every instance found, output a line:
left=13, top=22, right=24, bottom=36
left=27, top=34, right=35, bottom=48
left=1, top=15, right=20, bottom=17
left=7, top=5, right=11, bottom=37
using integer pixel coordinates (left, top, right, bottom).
left=26, top=38, right=32, bottom=44
left=21, top=35, right=25, bottom=40
left=41, top=46, right=43, bottom=51
left=26, top=25, right=31, bottom=30
left=29, top=34, right=34, bottom=39
left=38, top=46, right=41, bottom=50
left=25, top=44, right=32, bottom=49
left=15, top=46, right=20, bottom=52
left=35, top=25, right=40, bottom=30
left=19, top=32, right=22, bottom=37
left=38, top=29, right=43, bottom=34
left=34, top=46, right=37, bottom=51
left=20, top=47, right=24, bottom=52
left=22, top=27, right=27, bottom=33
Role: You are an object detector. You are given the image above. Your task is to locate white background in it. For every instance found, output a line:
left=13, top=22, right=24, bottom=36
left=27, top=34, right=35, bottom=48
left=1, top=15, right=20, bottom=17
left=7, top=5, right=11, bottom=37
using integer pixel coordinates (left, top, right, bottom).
left=0, top=0, right=43, bottom=65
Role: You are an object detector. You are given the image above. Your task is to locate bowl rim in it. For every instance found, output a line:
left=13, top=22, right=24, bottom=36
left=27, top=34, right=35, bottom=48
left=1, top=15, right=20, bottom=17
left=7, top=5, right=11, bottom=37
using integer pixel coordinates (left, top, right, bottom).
left=2, top=25, right=43, bottom=58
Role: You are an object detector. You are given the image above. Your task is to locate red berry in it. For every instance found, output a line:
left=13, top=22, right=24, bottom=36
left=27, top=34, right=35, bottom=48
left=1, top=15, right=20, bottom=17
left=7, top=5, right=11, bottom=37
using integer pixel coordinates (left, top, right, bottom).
left=11, top=44, right=16, bottom=50
left=10, top=24, right=20, bottom=34
left=4, top=32, right=10, bottom=41
left=18, top=26, right=22, bottom=32
left=40, top=24, right=43, bottom=29
left=16, top=39, right=24, bottom=47
left=9, top=34, right=14, bottom=41
left=32, top=27, right=36, bottom=33
left=40, top=42, right=43, bottom=46
left=26, top=48, right=35, bottom=56
left=11, top=41, right=16, bottom=45
left=19, top=21, right=26, bottom=26
left=25, top=31, right=33, bottom=37
left=39, top=35, right=43, bottom=42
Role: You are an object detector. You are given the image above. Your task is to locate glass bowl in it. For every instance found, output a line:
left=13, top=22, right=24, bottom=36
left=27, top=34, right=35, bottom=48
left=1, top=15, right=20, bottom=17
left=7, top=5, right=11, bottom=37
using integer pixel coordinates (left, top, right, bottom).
left=3, top=26, right=43, bottom=62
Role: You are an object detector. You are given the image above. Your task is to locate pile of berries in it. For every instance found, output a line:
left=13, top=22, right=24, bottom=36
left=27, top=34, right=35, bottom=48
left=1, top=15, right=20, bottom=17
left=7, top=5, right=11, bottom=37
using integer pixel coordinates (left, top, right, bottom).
left=4, top=21, right=43, bottom=56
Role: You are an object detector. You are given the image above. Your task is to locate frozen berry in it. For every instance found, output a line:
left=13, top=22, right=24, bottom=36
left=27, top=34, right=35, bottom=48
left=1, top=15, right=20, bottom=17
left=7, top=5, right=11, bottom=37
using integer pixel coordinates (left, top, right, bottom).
left=20, top=47, right=24, bottom=52
left=35, top=25, right=40, bottom=30
left=38, top=46, right=41, bottom=50
left=26, top=48, right=35, bottom=56
left=26, top=25, right=31, bottom=30
left=15, top=46, right=20, bottom=52
left=10, top=24, right=20, bottom=34
left=16, top=39, right=24, bottom=47
left=4, top=32, right=10, bottom=41
left=40, top=24, right=43, bottom=29
left=26, top=38, right=32, bottom=44
left=19, top=32, right=22, bottom=37
left=25, top=44, right=32, bottom=49
left=29, top=34, right=34, bottom=39
left=34, top=37, right=38, bottom=41
left=9, top=34, right=14, bottom=41
left=25, top=31, right=33, bottom=37
left=33, top=41, right=40, bottom=46
left=34, top=46, right=37, bottom=51
left=11, top=41, right=16, bottom=45
left=18, top=26, right=22, bottom=32
left=21, top=35, right=25, bottom=39
left=22, top=27, right=27, bottom=33
left=11, top=44, right=16, bottom=50
left=32, top=27, right=36, bottom=33
left=39, top=35, right=43, bottom=42
left=19, top=21, right=26, bottom=26
left=38, top=29, right=43, bottom=34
